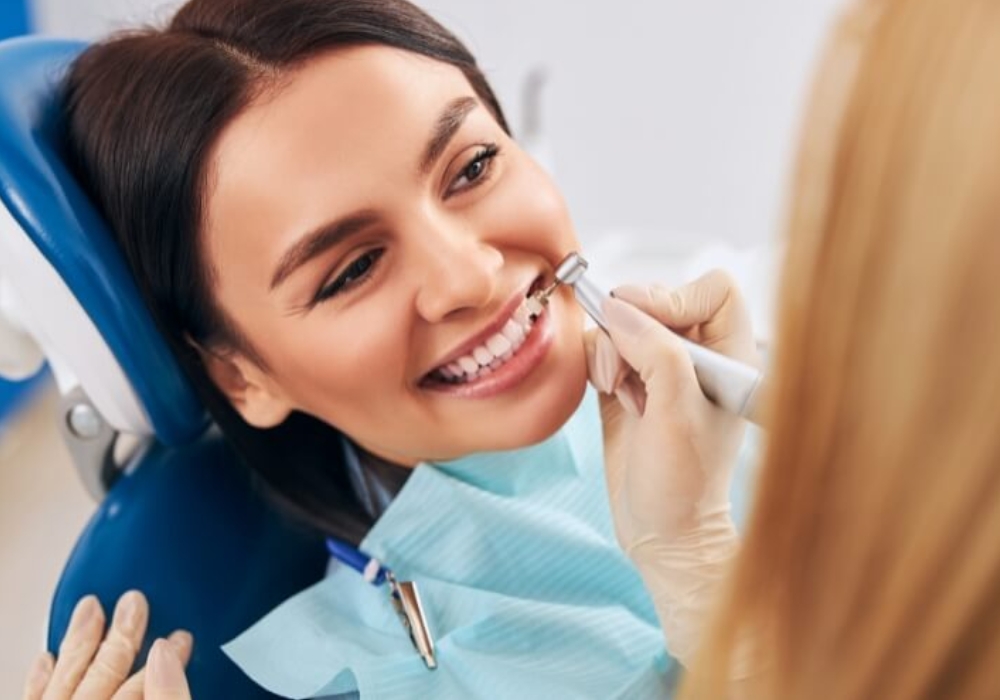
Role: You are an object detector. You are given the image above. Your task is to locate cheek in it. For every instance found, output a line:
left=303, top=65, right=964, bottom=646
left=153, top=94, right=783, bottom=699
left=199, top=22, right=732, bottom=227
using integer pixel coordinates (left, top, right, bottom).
left=489, top=157, right=578, bottom=258
left=264, top=311, right=406, bottom=418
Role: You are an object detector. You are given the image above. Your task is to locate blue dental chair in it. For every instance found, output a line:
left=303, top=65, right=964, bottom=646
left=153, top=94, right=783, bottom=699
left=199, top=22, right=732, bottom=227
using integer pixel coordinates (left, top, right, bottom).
left=0, top=36, right=329, bottom=697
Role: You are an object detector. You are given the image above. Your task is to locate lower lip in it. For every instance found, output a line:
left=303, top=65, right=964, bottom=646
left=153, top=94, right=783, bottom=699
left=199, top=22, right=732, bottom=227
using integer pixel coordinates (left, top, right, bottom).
left=421, top=305, right=555, bottom=399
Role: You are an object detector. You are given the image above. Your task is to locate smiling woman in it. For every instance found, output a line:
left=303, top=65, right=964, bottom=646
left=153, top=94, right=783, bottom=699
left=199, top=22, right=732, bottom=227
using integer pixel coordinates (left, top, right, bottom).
left=63, top=0, right=587, bottom=545
left=50, top=0, right=682, bottom=696
left=198, top=45, right=586, bottom=466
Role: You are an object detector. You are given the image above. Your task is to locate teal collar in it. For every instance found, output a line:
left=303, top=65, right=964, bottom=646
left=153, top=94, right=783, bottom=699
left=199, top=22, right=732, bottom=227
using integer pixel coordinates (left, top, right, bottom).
left=225, top=389, right=676, bottom=698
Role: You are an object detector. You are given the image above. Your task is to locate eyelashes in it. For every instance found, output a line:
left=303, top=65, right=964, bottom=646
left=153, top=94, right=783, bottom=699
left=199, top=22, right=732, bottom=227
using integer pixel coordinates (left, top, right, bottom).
left=445, top=143, right=500, bottom=197
left=313, top=247, right=384, bottom=304
left=311, top=142, right=502, bottom=306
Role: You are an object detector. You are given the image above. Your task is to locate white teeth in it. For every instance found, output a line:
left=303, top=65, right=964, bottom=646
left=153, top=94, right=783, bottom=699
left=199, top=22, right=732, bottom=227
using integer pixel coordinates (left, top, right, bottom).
left=525, top=296, right=545, bottom=318
left=502, top=319, right=525, bottom=344
left=473, top=346, right=494, bottom=365
left=486, top=333, right=512, bottom=357
left=430, top=290, right=547, bottom=385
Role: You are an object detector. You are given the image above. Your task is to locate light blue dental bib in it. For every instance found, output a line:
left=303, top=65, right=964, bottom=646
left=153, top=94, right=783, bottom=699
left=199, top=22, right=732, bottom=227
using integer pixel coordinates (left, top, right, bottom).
left=224, top=389, right=676, bottom=698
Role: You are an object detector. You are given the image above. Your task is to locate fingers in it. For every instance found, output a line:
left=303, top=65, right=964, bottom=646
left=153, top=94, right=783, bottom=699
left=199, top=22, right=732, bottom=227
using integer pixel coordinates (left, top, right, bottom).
left=112, top=631, right=193, bottom=700
left=614, top=373, right=647, bottom=418
left=74, top=590, right=149, bottom=699
left=586, top=327, right=646, bottom=415
left=613, top=269, right=755, bottom=362
left=42, top=595, right=105, bottom=700
left=613, top=269, right=739, bottom=329
left=583, top=327, right=601, bottom=388
left=144, top=637, right=193, bottom=700
left=31, top=593, right=193, bottom=700
left=602, top=296, right=698, bottom=405
left=21, top=653, right=54, bottom=700
left=585, top=328, right=630, bottom=395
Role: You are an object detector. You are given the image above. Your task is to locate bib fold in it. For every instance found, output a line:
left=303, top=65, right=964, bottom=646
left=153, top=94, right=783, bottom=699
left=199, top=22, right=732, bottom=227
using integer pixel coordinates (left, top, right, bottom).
left=225, top=389, right=677, bottom=699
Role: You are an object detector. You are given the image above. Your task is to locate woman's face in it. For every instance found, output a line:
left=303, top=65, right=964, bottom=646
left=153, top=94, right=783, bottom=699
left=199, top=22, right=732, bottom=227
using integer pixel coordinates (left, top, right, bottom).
left=203, top=46, right=587, bottom=465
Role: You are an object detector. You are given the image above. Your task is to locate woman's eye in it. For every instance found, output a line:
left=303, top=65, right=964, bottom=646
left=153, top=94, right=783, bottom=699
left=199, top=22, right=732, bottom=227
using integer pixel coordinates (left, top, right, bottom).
left=314, top=248, right=384, bottom=304
left=447, top=144, right=500, bottom=196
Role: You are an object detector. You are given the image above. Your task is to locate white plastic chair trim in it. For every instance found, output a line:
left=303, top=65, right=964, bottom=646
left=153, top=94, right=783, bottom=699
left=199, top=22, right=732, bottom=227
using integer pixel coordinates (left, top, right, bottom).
left=0, top=199, right=153, bottom=437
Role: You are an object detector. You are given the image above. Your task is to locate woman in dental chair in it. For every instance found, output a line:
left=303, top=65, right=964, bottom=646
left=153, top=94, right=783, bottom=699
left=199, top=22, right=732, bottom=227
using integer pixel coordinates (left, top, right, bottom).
left=21, top=0, right=755, bottom=697
left=25, top=0, right=1000, bottom=698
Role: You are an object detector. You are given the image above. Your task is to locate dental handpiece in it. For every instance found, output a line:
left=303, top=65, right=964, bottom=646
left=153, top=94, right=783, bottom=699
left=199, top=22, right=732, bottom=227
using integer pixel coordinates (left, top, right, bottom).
left=532, top=252, right=766, bottom=426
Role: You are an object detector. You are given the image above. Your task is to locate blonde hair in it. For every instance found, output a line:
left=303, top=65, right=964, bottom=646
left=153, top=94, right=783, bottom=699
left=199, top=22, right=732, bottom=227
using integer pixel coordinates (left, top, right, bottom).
left=683, top=0, right=1000, bottom=696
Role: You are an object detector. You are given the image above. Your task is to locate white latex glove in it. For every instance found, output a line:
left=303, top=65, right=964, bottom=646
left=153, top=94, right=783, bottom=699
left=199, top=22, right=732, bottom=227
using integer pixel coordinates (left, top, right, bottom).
left=586, top=269, right=757, bottom=664
left=22, top=592, right=193, bottom=700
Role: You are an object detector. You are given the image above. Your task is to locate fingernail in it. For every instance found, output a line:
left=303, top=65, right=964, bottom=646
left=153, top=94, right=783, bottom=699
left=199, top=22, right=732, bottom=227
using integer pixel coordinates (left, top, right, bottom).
left=609, top=284, right=648, bottom=305
left=603, top=297, right=650, bottom=337
left=71, top=595, right=100, bottom=629
left=114, top=590, right=143, bottom=635
left=169, top=629, right=193, bottom=657
left=148, top=639, right=186, bottom=688
left=595, top=334, right=617, bottom=394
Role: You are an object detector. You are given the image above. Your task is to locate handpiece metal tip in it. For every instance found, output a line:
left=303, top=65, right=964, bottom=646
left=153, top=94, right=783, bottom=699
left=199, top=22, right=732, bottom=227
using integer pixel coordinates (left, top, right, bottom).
left=528, top=252, right=591, bottom=312
left=554, top=252, right=588, bottom=286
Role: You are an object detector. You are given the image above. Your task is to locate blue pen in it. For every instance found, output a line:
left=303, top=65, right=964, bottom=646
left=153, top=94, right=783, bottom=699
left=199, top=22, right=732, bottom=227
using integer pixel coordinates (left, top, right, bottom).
left=325, top=537, right=437, bottom=669
left=325, top=537, right=390, bottom=586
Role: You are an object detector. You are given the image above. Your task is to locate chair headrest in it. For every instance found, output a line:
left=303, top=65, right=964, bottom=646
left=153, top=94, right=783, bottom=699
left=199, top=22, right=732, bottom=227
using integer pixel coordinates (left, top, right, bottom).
left=0, top=36, right=206, bottom=445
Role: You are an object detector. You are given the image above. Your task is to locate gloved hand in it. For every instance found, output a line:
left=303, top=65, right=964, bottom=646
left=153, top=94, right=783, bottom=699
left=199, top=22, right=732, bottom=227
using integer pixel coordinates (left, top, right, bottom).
left=586, top=269, right=758, bottom=664
left=22, top=592, right=193, bottom=700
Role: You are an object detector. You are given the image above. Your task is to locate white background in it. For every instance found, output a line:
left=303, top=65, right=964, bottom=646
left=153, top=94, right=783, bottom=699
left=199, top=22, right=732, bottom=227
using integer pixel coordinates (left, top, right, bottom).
left=32, top=0, right=846, bottom=246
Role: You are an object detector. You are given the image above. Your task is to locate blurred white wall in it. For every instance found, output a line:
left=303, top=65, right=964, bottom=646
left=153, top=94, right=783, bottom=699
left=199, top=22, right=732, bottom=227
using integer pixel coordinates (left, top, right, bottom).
left=0, top=388, right=93, bottom=697
left=33, top=0, right=845, bottom=247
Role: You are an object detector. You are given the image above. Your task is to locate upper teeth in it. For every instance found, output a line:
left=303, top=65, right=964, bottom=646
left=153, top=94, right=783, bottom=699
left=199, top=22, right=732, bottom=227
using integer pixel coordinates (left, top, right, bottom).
left=434, top=296, right=541, bottom=383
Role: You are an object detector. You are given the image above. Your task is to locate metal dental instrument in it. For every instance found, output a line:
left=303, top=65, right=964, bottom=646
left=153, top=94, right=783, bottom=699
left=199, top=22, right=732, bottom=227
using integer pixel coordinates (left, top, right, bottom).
left=532, top=252, right=766, bottom=426
left=326, top=537, right=437, bottom=669
left=387, top=573, right=437, bottom=670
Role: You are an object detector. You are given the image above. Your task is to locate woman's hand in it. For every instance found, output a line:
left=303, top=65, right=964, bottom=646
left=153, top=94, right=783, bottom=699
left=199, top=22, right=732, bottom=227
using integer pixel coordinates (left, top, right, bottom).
left=588, top=269, right=757, bottom=548
left=586, top=270, right=756, bottom=662
left=22, top=591, right=193, bottom=700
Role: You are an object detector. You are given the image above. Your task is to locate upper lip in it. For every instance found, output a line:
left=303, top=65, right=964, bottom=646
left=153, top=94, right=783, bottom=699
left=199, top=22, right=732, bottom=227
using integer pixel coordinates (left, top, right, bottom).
left=422, top=276, right=541, bottom=378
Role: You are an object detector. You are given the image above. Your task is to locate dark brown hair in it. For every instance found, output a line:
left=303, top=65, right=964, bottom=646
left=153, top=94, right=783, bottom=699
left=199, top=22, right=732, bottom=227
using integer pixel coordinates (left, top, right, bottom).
left=63, top=0, right=509, bottom=543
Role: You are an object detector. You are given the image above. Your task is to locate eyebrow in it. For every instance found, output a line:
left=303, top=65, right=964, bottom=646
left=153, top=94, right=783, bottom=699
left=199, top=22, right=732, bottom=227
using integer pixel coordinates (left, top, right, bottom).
left=419, top=96, right=479, bottom=174
left=269, top=97, right=479, bottom=291
left=269, top=210, right=378, bottom=290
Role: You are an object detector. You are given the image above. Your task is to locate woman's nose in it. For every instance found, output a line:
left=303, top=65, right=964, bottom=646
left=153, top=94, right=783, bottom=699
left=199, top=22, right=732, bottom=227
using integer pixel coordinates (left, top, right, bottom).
left=413, top=222, right=504, bottom=323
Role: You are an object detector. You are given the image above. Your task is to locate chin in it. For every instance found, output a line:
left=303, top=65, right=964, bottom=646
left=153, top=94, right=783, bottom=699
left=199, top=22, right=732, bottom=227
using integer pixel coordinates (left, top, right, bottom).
left=482, top=358, right=589, bottom=452
left=493, top=304, right=590, bottom=449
